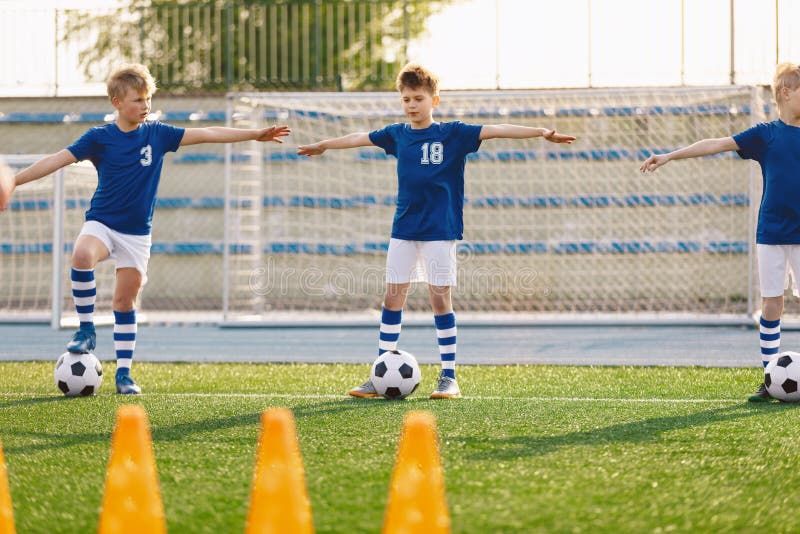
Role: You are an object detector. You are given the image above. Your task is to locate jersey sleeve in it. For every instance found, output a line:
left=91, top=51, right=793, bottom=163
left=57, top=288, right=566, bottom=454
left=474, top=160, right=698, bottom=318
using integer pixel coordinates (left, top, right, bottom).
left=66, top=128, right=100, bottom=161
left=733, top=122, right=771, bottom=162
left=368, top=123, right=399, bottom=157
left=155, top=122, right=186, bottom=153
left=454, top=121, right=483, bottom=154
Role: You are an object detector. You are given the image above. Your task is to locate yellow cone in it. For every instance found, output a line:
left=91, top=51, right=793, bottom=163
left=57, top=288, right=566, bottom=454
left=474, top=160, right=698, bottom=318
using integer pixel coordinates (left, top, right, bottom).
left=382, top=410, right=450, bottom=534
left=98, top=405, right=166, bottom=534
left=245, top=408, right=313, bottom=534
left=0, top=437, right=15, bottom=534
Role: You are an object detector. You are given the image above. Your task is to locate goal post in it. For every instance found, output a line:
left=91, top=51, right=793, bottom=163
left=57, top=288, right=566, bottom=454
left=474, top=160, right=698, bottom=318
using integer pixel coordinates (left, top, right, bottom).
left=224, top=86, right=769, bottom=323
left=0, top=86, right=772, bottom=328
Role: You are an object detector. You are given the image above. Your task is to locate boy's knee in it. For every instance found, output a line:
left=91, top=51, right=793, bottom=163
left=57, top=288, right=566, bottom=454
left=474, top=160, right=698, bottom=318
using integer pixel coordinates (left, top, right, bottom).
left=428, top=290, right=452, bottom=314
left=431, top=303, right=452, bottom=315
left=71, top=248, right=96, bottom=269
left=762, top=296, right=784, bottom=320
left=383, top=283, right=408, bottom=310
left=112, top=296, right=137, bottom=312
left=383, top=295, right=404, bottom=311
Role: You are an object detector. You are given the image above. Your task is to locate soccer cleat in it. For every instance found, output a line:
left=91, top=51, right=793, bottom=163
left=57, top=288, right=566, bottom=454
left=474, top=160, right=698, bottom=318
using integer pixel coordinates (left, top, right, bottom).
left=747, top=382, right=772, bottom=402
left=348, top=379, right=379, bottom=398
left=429, top=372, right=461, bottom=399
left=67, top=328, right=96, bottom=354
left=116, top=374, right=142, bottom=395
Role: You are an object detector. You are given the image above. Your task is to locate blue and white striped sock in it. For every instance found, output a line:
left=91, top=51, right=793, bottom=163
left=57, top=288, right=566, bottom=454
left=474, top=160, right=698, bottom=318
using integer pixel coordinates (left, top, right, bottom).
left=71, top=268, right=95, bottom=331
left=435, top=312, right=456, bottom=379
left=760, top=316, right=780, bottom=368
left=114, top=309, right=137, bottom=376
left=378, top=308, right=402, bottom=355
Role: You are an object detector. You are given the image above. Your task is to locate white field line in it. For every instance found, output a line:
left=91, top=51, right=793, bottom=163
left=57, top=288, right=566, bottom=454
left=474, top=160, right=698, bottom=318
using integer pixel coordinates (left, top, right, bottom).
left=0, top=392, right=742, bottom=403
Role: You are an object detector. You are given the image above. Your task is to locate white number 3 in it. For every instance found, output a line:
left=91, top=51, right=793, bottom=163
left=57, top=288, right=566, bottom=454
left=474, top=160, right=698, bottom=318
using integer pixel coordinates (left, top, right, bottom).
left=420, top=142, right=443, bottom=165
left=140, top=145, right=152, bottom=167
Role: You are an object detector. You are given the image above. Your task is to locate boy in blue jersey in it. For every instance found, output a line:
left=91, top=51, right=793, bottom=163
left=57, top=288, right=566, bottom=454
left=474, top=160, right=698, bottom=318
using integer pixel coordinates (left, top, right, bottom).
left=6, top=64, right=289, bottom=394
left=641, top=62, right=800, bottom=402
left=298, top=63, right=575, bottom=398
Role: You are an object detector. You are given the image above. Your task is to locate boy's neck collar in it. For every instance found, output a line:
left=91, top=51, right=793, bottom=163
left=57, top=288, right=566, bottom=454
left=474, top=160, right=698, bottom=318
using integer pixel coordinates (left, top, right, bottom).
left=114, top=119, right=143, bottom=133
left=777, top=107, right=800, bottom=128
left=779, top=116, right=800, bottom=128
left=409, top=119, right=435, bottom=130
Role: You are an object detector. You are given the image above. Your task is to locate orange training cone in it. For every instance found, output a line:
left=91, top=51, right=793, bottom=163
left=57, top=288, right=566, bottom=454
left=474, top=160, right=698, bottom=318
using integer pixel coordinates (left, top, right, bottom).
left=245, top=408, right=313, bottom=534
left=98, top=405, right=166, bottom=534
left=0, top=437, right=15, bottom=534
left=382, top=410, right=450, bottom=534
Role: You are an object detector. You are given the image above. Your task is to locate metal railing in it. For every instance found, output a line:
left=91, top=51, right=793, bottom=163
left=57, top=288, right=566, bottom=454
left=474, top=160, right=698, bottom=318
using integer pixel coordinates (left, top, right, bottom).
left=0, top=0, right=790, bottom=97
left=55, top=1, right=443, bottom=92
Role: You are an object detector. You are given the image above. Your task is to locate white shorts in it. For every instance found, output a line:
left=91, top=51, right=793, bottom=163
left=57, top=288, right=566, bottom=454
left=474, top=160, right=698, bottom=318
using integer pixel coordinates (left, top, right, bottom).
left=385, top=238, right=457, bottom=286
left=78, top=221, right=151, bottom=285
left=757, top=244, right=800, bottom=297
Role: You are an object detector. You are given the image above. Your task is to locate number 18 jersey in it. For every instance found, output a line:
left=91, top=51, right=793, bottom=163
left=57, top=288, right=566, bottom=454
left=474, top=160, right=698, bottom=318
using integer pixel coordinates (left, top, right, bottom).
left=369, top=121, right=482, bottom=241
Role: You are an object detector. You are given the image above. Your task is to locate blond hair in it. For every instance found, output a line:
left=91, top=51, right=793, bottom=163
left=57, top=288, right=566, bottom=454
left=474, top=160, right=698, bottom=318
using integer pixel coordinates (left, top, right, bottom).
left=395, top=63, right=439, bottom=95
left=773, top=62, right=800, bottom=102
left=107, top=64, right=157, bottom=100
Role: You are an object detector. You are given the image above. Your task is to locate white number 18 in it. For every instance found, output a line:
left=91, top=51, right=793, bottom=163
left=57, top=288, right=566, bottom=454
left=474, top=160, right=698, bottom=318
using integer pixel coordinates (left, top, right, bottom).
left=420, top=142, right=443, bottom=165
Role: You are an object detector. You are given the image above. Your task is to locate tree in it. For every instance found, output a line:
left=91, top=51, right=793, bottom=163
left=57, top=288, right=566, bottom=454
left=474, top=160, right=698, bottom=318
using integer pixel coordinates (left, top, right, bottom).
left=62, top=0, right=449, bottom=92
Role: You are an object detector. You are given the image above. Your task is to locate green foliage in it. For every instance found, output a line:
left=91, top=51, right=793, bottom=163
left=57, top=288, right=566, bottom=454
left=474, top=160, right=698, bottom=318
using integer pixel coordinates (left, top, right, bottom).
left=2, top=362, right=799, bottom=533
left=61, top=0, right=449, bottom=92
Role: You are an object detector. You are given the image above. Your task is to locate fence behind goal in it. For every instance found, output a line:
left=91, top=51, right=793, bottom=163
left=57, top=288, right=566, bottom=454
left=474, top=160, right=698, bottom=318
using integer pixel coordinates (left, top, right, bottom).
left=225, top=86, right=770, bottom=321
left=0, top=86, right=772, bottom=326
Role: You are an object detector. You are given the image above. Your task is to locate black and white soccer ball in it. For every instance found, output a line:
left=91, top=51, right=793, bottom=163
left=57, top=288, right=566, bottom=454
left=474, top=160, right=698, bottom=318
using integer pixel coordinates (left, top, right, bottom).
left=370, top=350, right=421, bottom=400
left=765, top=351, right=800, bottom=402
left=54, top=352, right=103, bottom=397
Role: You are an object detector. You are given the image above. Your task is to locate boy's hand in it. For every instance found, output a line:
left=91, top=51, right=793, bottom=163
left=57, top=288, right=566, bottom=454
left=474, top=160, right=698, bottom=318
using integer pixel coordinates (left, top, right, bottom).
left=640, top=154, right=669, bottom=173
left=255, top=125, right=291, bottom=143
left=0, top=159, right=15, bottom=211
left=297, top=143, right=326, bottom=157
left=543, top=129, right=576, bottom=144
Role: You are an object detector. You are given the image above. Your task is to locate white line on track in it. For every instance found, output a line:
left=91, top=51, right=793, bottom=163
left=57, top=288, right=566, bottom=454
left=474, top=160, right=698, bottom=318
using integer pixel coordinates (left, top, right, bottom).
left=0, top=392, right=742, bottom=403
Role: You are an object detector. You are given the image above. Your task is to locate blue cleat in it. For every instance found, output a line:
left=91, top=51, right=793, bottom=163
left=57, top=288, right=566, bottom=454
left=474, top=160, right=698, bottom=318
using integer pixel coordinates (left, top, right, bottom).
left=116, top=373, right=142, bottom=395
left=67, top=328, right=96, bottom=354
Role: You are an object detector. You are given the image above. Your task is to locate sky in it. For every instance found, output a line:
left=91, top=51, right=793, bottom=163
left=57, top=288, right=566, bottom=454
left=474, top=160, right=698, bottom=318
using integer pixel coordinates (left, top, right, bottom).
left=1, top=0, right=799, bottom=95
left=411, top=0, right=800, bottom=90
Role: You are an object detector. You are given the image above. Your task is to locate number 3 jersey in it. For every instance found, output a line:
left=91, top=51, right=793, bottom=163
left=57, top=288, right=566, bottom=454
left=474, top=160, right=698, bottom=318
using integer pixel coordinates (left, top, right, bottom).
left=369, top=121, right=482, bottom=241
left=67, top=121, right=185, bottom=235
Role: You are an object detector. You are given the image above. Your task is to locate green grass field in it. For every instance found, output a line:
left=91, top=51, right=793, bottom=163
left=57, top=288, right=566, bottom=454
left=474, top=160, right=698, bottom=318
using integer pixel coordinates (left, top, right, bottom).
left=1, top=362, right=799, bottom=533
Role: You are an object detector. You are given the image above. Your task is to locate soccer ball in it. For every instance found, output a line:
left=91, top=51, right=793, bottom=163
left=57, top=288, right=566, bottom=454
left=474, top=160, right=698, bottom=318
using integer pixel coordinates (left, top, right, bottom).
left=54, top=352, right=103, bottom=397
left=765, top=351, right=800, bottom=402
left=370, top=350, right=421, bottom=400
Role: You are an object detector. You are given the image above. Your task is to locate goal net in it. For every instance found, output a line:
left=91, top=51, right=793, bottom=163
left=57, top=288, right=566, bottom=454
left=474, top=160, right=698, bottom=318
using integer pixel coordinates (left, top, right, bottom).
left=225, top=87, right=768, bottom=321
left=0, top=156, right=115, bottom=325
left=0, top=149, right=224, bottom=327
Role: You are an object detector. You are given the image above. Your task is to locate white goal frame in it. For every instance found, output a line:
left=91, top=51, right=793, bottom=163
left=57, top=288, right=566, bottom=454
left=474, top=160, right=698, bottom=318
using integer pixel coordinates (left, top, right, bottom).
left=221, top=87, right=772, bottom=326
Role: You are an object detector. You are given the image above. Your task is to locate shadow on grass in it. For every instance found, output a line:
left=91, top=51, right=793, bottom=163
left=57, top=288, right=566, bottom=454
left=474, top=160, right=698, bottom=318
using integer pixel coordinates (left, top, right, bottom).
left=1, top=398, right=363, bottom=454
left=154, top=399, right=361, bottom=441
left=0, top=395, right=72, bottom=409
left=457, top=403, right=796, bottom=461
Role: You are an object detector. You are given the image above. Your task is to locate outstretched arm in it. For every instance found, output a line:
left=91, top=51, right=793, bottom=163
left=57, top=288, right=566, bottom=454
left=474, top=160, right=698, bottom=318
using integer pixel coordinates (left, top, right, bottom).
left=0, top=160, right=13, bottom=211
left=180, top=125, right=290, bottom=146
left=16, top=149, right=77, bottom=187
left=1, top=149, right=77, bottom=211
left=640, top=137, right=739, bottom=173
left=297, top=132, right=373, bottom=156
left=479, top=124, right=576, bottom=144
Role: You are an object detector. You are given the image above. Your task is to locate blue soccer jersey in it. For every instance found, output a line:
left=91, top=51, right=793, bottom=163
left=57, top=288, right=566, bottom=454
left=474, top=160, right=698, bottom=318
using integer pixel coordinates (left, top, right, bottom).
left=67, top=121, right=185, bottom=235
left=369, top=121, right=482, bottom=240
left=734, top=120, right=800, bottom=244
